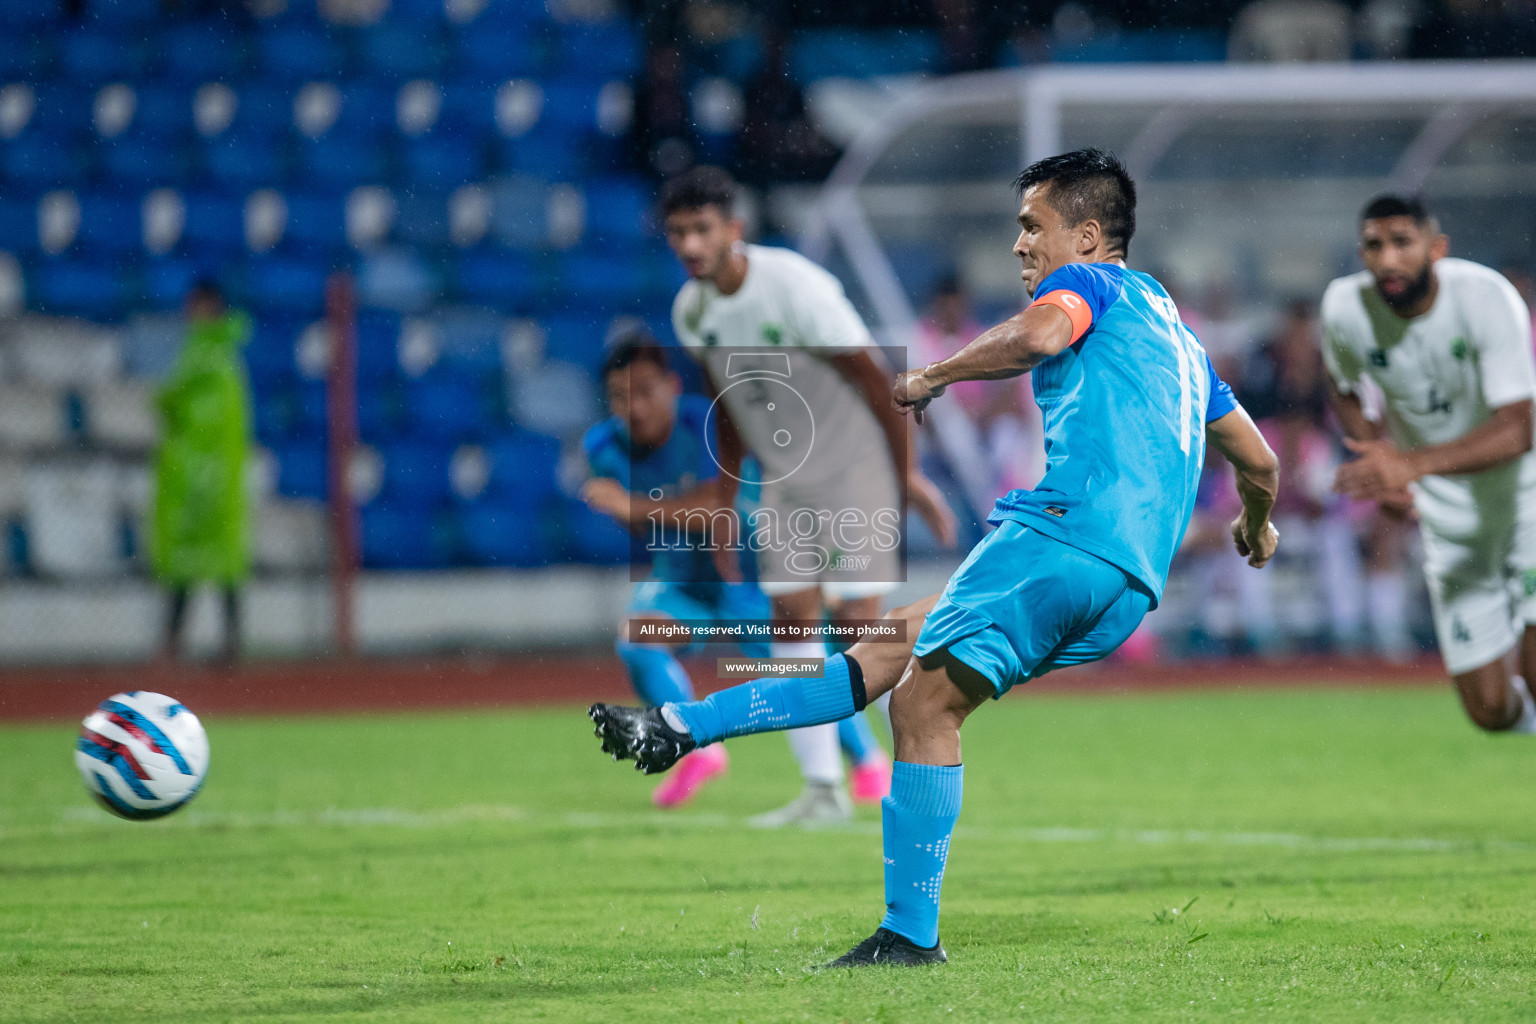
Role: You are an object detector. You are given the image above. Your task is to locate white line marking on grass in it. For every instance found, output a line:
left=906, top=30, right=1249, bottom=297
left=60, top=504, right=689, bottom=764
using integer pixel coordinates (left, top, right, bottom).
left=35, top=805, right=1531, bottom=855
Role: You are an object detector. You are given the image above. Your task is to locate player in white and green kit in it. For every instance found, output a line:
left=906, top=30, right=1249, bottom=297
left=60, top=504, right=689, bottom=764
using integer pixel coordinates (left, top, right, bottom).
left=1323, top=194, right=1536, bottom=733
left=658, top=167, right=957, bottom=825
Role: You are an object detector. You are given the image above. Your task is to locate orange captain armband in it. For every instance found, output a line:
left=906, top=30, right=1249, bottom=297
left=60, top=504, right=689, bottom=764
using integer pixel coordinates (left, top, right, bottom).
left=1029, top=289, right=1093, bottom=343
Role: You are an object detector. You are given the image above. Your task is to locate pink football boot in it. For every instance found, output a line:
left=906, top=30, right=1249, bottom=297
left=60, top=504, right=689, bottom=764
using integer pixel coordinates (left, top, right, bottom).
left=849, top=754, right=892, bottom=805
left=651, top=744, right=729, bottom=808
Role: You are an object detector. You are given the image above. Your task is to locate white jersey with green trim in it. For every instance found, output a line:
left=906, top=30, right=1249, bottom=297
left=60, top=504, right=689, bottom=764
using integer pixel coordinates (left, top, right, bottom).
left=1321, top=256, right=1536, bottom=541
left=671, top=244, right=893, bottom=489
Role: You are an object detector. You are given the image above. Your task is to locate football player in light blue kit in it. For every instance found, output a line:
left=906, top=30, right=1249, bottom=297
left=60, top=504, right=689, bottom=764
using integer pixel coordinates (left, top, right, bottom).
left=590, top=149, right=1281, bottom=964
left=582, top=330, right=890, bottom=806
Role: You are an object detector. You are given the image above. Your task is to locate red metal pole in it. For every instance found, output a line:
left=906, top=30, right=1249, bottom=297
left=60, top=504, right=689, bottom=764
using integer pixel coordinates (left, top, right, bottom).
left=325, top=273, right=359, bottom=657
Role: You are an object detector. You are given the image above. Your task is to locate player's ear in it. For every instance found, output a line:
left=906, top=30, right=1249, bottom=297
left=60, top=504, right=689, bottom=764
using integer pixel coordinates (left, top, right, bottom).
left=1078, top=218, right=1102, bottom=258
left=1429, top=232, right=1449, bottom=261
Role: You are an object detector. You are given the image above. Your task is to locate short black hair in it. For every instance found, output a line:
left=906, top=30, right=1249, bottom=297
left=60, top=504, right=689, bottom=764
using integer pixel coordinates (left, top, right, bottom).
left=1360, top=194, right=1432, bottom=226
left=658, top=165, right=736, bottom=219
left=1013, top=148, right=1137, bottom=257
left=601, top=329, right=669, bottom=381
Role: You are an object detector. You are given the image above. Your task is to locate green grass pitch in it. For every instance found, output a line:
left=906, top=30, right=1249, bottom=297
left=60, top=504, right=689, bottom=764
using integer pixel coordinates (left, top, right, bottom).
left=5, top=685, right=1536, bottom=1022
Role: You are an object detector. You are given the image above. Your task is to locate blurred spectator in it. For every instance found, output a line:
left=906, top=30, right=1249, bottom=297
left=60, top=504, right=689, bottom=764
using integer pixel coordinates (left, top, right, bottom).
left=1229, top=0, right=1352, bottom=61
left=151, top=281, right=252, bottom=664
left=914, top=275, right=1042, bottom=498
left=632, top=45, right=699, bottom=178
left=733, top=30, right=840, bottom=185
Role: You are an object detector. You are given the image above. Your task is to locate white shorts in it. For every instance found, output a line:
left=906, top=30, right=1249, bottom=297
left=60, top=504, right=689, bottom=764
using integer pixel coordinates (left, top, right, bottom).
left=1416, top=470, right=1536, bottom=675
left=750, top=455, right=902, bottom=602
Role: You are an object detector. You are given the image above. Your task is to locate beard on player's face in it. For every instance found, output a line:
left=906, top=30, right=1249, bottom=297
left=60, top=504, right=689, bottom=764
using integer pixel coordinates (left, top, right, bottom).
left=1375, top=259, right=1434, bottom=314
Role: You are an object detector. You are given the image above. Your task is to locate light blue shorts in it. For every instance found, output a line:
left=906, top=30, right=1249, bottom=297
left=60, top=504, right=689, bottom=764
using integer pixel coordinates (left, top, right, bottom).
left=913, top=521, right=1151, bottom=696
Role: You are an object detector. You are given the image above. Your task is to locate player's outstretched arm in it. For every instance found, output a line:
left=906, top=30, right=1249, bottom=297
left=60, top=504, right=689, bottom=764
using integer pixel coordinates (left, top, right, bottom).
left=894, top=304, right=1074, bottom=419
left=1206, top=406, right=1280, bottom=568
left=1335, top=399, right=1534, bottom=502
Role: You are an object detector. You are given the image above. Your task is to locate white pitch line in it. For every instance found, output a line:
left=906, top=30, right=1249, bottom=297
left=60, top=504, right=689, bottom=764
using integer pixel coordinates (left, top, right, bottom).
left=29, top=805, right=1530, bottom=855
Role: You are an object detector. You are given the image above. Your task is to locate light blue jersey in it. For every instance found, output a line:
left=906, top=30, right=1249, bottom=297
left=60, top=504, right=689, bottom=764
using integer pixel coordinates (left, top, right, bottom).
left=990, top=262, right=1236, bottom=606
left=915, top=260, right=1239, bottom=694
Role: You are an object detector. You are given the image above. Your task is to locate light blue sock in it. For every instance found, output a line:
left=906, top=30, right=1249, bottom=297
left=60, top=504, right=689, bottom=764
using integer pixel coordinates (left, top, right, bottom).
left=666, top=653, right=855, bottom=746
left=838, top=712, right=882, bottom=765
left=616, top=642, right=694, bottom=708
left=879, top=761, right=963, bottom=949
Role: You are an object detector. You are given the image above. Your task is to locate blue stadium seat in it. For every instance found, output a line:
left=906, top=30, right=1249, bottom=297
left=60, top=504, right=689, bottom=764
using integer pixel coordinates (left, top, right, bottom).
left=299, top=132, right=389, bottom=189
left=159, top=20, right=245, bottom=83
left=86, top=0, right=161, bottom=26
left=60, top=29, right=143, bottom=85
left=141, top=254, right=202, bottom=310
left=31, top=258, right=129, bottom=320
left=336, top=81, right=396, bottom=137
left=0, top=33, right=43, bottom=79
left=483, top=430, right=560, bottom=506
left=274, top=440, right=328, bottom=500
left=535, top=312, right=608, bottom=374
left=7, top=0, right=61, bottom=27
left=439, top=79, right=498, bottom=136
left=362, top=502, right=454, bottom=569
left=789, top=29, right=943, bottom=81
left=401, top=135, right=482, bottom=190
left=553, top=23, right=642, bottom=79
left=75, top=192, right=142, bottom=255
left=253, top=385, right=299, bottom=444
left=356, top=312, right=403, bottom=381
left=434, top=309, right=503, bottom=375
left=282, top=191, right=348, bottom=252
left=181, top=190, right=246, bottom=257
left=243, top=253, right=331, bottom=315
left=455, top=21, right=546, bottom=80
left=0, top=197, right=39, bottom=253
left=225, top=85, right=293, bottom=138
left=245, top=316, right=304, bottom=379
left=134, top=85, right=195, bottom=139
left=403, top=368, right=497, bottom=441
left=497, top=124, right=585, bottom=180
left=582, top=177, right=650, bottom=244
left=358, top=380, right=405, bottom=442
left=553, top=248, right=650, bottom=308
left=360, top=22, right=446, bottom=78
left=257, top=24, right=345, bottom=82
left=98, top=132, right=190, bottom=187
left=201, top=129, right=287, bottom=188
left=378, top=439, right=453, bottom=504
left=296, top=379, right=328, bottom=434
left=457, top=498, right=552, bottom=567
left=539, top=78, right=606, bottom=133
left=562, top=500, right=632, bottom=564
left=453, top=246, right=543, bottom=309
left=2, top=134, right=78, bottom=189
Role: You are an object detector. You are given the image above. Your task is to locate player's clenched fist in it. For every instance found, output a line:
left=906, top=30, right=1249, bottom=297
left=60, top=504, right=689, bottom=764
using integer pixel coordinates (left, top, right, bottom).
left=1231, top=515, right=1279, bottom=569
left=893, top=367, right=946, bottom=422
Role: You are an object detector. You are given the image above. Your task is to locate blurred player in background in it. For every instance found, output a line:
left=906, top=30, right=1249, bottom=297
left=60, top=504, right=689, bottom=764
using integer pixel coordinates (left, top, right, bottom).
left=581, top=333, right=759, bottom=806
left=660, top=166, right=957, bottom=826
left=1324, top=195, right=1536, bottom=732
left=581, top=330, right=896, bottom=807
left=594, top=149, right=1280, bottom=965
left=151, top=281, right=251, bottom=664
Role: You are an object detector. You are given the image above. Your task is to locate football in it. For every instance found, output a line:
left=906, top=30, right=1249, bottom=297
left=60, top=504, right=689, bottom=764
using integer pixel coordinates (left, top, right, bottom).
left=75, top=691, right=210, bottom=821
